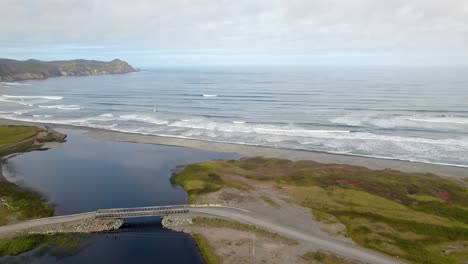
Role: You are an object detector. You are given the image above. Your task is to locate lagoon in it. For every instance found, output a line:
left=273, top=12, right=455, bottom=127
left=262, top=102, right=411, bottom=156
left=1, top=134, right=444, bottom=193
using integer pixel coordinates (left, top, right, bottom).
left=1, top=129, right=240, bottom=263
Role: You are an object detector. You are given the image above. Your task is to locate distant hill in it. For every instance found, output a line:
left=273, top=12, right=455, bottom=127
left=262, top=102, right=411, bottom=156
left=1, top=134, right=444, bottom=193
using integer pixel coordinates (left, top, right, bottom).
left=0, top=58, right=138, bottom=82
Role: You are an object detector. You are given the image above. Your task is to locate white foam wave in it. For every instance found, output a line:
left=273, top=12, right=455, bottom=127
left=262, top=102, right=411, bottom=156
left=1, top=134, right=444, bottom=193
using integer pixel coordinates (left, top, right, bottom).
left=331, top=114, right=468, bottom=129
left=300, top=132, right=468, bottom=147
left=233, top=121, right=246, bottom=124
left=3, top=95, right=62, bottom=100
left=119, top=114, right=168, bottom=125
left=409, top=117, right=468, bottom=125
left=330, top=116, right=369, bottom=126
left=2, top=82, right=31, bottom=86
left=202, top=94, right=217, bottom=97
left=0, top=98, right=34, bottom=106
left=38, top=104, right=81, bottom=110
left=98, top=113, right=115, bottom=118
left=33, top=114, right=53, bottom=118
left=0, top=113, right=467, bottom=167
left=168, top=119, right=350, bottom=137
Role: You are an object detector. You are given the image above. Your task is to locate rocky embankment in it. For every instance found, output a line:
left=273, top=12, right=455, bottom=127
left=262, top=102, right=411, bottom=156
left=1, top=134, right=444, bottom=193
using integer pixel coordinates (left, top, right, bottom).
left=161, top=215, right=194, bottom=231
left=0, top=58, right=138, bottom=82
left=26, top=218, right=124, bottom=235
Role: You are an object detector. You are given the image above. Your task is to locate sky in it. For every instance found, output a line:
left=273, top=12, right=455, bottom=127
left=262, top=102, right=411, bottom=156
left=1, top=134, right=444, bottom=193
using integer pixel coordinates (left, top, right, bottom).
left=1, top=0, right=468, bottom=67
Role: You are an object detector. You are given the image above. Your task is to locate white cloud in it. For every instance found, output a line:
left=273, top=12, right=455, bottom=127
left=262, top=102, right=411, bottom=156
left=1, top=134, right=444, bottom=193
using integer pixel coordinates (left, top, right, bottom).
left=0, top=0, right=467, bottom=59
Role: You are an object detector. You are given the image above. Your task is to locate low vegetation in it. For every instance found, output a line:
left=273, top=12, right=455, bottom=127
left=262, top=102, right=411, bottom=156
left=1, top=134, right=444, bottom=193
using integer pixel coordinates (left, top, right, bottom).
left=303, top=250, right=363, bottom=264
left=0, top=126, right=40, bottom=148
left=0, top=126, right=55, bottom=225
left=193, top=217, right=297, bottom=245
left=192, top=233, right=220, bottom=264
left=0, top=234, right=86, bottom=257
left=172, top=157, right=468, bottom=264
left=0, top=180, right=53, bottom=225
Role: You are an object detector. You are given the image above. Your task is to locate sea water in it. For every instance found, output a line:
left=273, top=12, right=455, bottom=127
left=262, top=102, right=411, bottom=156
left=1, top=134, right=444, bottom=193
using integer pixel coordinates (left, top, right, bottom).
left=1, top=65, right=467, bottom=166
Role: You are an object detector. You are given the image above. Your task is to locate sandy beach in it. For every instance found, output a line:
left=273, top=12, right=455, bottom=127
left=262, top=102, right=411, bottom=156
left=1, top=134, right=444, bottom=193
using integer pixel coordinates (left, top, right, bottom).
left=1, top=117, right=467, bottom=179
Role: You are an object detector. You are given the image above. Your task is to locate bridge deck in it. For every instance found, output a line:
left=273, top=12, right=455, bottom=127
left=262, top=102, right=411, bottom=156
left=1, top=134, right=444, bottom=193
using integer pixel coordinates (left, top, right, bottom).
left=93, top=204, right=218, bottom=219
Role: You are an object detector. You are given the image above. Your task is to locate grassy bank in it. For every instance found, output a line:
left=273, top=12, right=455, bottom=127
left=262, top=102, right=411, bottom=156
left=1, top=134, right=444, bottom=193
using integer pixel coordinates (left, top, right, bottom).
left=303, top=251, right=363, bottom=264
left=172, top=157, right=468, bottom=264
left=0, top=125, right=72, bottom=257
left=0, top=125, right=55, bottom=226
left=0, top=180, right=53, bottom=225
left=192, top=233, right=220, bottom=264
left=0, top=233, right=87, bottom=256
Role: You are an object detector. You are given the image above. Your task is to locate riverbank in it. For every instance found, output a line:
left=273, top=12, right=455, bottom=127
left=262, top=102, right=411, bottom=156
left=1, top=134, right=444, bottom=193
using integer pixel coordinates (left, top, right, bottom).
left=0, top=125, right=66, bottom=226
left=0, top=118, right=467, bottom=179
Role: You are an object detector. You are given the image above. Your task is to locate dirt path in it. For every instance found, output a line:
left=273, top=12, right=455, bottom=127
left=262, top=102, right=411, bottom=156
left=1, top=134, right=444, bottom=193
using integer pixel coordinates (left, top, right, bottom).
left=188, top=207, right=403, bottom=264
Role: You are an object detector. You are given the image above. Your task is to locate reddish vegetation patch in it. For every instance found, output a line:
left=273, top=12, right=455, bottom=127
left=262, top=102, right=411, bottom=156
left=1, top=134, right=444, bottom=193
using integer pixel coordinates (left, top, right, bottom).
left=333, top=179, right=362, bottom=187
left=333, top=179, right=407, bottom=203
left=437, top=191, right=452, bottom=203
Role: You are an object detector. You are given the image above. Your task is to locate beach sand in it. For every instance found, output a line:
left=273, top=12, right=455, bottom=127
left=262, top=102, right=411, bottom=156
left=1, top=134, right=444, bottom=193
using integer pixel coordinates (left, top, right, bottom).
left=1, top=117, right=467, bottom=179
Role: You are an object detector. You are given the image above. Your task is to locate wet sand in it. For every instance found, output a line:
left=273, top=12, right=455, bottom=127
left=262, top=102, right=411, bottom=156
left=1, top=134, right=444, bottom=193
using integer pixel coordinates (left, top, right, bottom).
left=1, top=117, right=467, bottom=179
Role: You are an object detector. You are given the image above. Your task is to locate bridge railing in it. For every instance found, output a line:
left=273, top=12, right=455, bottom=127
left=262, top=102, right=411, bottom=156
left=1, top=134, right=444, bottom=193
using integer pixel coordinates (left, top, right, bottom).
left=94, top=204, right=223, bottom=219
left=96, top=204, right=222, bottom=214
left=95, top=209, right=190, bottom=219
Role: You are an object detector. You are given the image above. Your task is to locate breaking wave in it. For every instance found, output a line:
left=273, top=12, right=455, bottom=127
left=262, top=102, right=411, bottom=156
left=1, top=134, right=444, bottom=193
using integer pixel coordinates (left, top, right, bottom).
left=38, top=105, right=81, bottom=110
left=2, top=95, right=63, bottom=100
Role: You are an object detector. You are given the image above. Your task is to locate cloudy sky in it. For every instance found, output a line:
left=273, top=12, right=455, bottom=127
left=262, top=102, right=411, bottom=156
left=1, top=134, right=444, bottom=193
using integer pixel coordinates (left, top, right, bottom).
left=1, top=0, right=467, bottom=66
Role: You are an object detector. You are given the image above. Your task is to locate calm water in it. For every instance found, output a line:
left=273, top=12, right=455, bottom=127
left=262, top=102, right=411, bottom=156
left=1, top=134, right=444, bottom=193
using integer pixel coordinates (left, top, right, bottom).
left=1, top=129, right=240, bottom=263
left=0, top=66, right=467, bottom=166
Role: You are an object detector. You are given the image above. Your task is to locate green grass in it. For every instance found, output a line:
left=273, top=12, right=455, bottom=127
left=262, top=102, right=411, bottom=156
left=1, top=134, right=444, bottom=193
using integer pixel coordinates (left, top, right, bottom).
left=0, top=126, right=40, bottom=148
left=192, top=233, right=220, bottom=264
left=303, top=251, right=361, bottom=264
left=0, top=125, right=55, bottom=225
left=171, top=163, right=225, bottom=201
left=193, top=217, right=298, bottom=245
left=0, top=234, right=87, bottom=257
left=172, top=157, right=468, bottom=264
left=0, top=180, right=53, bottom=225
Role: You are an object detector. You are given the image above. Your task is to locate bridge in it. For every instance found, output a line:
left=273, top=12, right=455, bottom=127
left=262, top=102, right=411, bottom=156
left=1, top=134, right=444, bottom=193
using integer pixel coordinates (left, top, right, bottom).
left=94, top=204, right=222, bottom=219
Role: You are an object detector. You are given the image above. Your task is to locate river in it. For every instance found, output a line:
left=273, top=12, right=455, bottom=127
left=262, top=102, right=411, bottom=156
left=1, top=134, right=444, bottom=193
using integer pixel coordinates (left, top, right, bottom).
left=0, top=129, right=240, bottom=263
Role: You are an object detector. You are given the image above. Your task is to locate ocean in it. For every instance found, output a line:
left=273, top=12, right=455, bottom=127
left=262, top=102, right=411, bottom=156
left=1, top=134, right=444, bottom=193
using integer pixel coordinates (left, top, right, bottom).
left=1, top=65, right=467, bottom=167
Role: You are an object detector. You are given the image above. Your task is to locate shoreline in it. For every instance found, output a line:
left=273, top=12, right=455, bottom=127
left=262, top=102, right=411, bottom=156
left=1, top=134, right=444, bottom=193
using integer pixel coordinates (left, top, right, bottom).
left=1, top=117, right=467, bottom=179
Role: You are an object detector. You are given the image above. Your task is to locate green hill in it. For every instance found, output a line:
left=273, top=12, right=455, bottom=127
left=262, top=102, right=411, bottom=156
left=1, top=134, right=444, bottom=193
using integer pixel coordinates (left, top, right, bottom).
left=0, top=58, right=138, bottom=82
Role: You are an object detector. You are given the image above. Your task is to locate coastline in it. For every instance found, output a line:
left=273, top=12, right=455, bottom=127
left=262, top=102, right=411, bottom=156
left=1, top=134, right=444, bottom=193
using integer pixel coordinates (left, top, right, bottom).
left=1, top=117, right=467, bottom=179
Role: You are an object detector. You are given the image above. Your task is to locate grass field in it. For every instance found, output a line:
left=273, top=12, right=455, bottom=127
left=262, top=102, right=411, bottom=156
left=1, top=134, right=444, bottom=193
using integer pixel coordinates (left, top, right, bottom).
left=0, top=126, right=40, bottom=148
left=172, top=157, right=468, bottom=264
